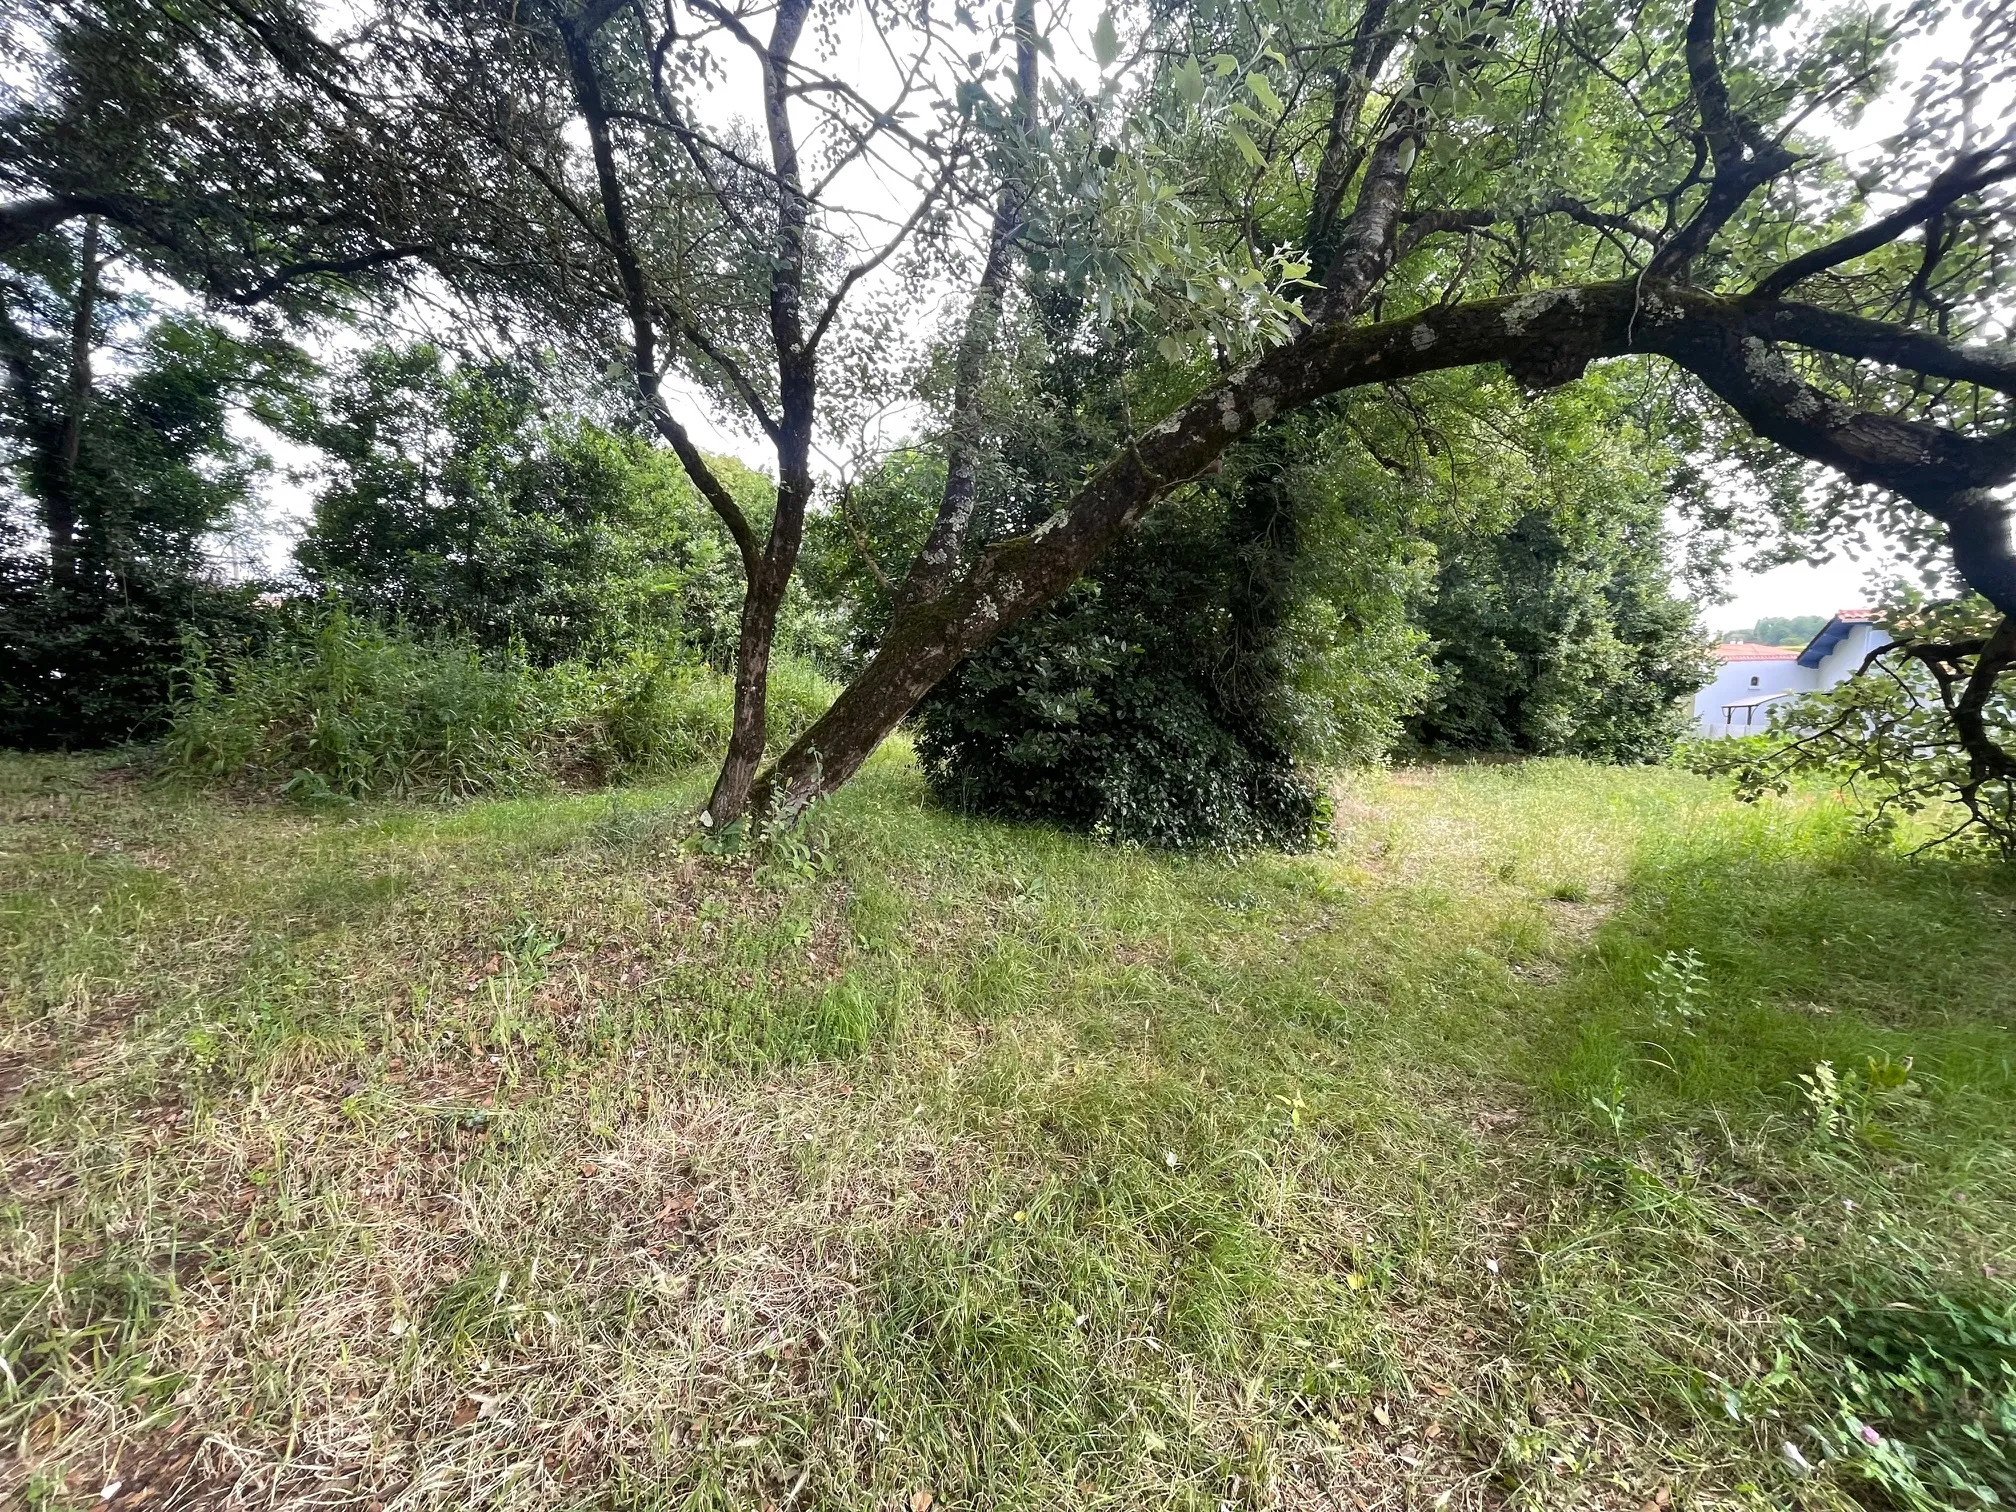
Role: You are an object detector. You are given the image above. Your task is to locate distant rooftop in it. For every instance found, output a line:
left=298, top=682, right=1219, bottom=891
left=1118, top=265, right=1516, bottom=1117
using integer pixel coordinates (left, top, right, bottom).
left=1717, top=642, right=1801, bottom=662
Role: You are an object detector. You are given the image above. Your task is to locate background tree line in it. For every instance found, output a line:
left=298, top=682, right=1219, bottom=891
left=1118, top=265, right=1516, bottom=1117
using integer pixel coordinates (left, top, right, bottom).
left=2, top=0, right=2012, bottom=849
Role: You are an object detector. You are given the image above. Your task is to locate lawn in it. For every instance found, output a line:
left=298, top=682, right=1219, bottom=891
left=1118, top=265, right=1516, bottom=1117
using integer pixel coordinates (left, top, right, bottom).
left=2, top=751, right=2012, bottom=1510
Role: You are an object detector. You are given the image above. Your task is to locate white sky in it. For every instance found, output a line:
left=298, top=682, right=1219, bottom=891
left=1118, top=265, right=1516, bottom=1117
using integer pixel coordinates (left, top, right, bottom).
left=1704, top=551, right=1908, bottom=633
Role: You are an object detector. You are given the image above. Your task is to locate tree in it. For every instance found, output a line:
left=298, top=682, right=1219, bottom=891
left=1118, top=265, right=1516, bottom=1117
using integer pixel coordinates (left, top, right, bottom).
left=292, top=344, right=750, bottom=666
left=6, top=0, right=2015, bottom=820
left=1407, top=377, right=1712, bottom=761
left=314, top=0, right=1024, bottom=826
left=746, top=0, right=2016, bottom=820
left=0, top=218, right=297, bottom=745
left=1414, top=509, right=1710, bottom=762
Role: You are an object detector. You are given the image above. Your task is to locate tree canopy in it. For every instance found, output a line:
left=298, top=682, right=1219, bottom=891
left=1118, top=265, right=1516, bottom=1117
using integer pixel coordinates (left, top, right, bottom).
left=3, top=0, right=2013, bottom=818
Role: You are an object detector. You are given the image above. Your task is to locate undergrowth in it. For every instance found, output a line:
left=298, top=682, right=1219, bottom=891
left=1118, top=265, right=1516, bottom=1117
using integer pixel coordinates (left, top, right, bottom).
left=160, top=607, right=835, bottom=800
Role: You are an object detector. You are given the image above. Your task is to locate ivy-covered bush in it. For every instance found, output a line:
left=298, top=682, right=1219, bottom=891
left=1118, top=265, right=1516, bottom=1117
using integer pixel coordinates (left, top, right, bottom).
left=916, top=593, right=1325, bottom=849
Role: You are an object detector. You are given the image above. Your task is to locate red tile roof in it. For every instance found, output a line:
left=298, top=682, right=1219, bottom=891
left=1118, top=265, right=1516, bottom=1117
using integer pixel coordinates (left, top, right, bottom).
left=1716, top=642, right=1801, bottom=662
left=1834, top=608, right=1879, bottom=622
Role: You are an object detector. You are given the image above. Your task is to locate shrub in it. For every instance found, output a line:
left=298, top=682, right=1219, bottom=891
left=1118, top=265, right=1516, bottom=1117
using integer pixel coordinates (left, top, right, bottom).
left=162, top=608, right=835, bottom=800
left=916, top=598, right=1326, bottom=851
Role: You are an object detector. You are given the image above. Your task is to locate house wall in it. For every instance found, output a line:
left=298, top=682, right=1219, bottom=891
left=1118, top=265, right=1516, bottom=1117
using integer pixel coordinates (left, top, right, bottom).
left=1693, top=658, right=1816, bottom=737
left=1813, top=622, right=1890, bottom=686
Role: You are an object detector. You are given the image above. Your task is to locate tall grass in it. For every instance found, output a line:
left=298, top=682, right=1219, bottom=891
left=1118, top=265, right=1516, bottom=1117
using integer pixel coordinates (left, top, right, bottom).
left=161, top=607, right=834, bottom=799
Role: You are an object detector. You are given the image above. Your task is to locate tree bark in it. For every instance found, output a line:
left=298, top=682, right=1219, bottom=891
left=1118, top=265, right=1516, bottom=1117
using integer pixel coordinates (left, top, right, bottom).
left=749, top=278, right=2016, bottom=816
left=50, top=215, right=101, bottom=590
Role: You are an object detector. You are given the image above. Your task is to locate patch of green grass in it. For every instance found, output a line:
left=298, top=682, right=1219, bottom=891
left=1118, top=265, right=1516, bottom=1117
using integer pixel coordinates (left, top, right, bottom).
left=1, top=752, right=2012, bottom=1509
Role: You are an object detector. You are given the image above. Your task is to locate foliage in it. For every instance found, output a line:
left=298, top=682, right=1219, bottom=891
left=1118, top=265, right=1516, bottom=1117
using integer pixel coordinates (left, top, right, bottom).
left=161, top=606, right=835, bottom=801
left=1413, top=505, right=1712, bottom=763
left=888, top=337, right=1437, bottom=847
left=1692, top=595, right=2016, bottom=859
left=0, top=569, right=275, bottom=751
left=12, top=0, right=2016, bottom=825
left=885, top=355, right=1700, bottom=843
left=0, top=214, right=300, bottom=746
left=915, top=586, right=1330, bottom=850
left=291, top=344, right=753, bottom=668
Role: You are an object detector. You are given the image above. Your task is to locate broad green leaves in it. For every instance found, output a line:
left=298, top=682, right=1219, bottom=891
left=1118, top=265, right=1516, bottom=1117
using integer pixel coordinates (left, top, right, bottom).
left=1091, top=10, right=1119, bottom=68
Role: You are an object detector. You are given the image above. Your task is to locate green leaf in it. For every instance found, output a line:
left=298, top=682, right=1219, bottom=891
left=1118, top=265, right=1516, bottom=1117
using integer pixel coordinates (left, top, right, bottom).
left=1171, top=56, right=1205, bottom=108
left=1092, top=11, right=1119, bottom=69
left=1212, top=52, right=1238, bottom=77
left=1246, top=72, right=1282, bottom=116
left=1228, top=125, right=1264, bottom=168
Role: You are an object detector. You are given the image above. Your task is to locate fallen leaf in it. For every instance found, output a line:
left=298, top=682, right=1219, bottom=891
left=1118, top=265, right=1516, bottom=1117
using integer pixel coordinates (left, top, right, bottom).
left=910, top=1492, right=934, bottom=1512
left=451, top=1400, right=479, bottom=1428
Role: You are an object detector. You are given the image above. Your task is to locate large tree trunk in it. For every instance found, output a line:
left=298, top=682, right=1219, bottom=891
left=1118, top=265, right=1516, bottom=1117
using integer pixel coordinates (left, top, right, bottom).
left=750, top=278, right=2016, bottom=817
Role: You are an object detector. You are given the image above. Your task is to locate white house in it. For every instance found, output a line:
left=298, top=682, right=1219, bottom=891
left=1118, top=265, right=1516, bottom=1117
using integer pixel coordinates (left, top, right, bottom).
left=1692, top=609, right=1890, bottom=737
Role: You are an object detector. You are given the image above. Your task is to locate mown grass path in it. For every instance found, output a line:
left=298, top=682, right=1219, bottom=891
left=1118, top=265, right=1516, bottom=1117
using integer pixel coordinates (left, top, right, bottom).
left=3, top=754, right=2012, bottom=1510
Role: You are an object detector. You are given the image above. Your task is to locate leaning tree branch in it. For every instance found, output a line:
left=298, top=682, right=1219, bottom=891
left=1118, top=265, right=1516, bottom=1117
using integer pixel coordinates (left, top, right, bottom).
left=752, top=276, right=2016, bottom=815
left=1750, top=134, right=2016, bottom=300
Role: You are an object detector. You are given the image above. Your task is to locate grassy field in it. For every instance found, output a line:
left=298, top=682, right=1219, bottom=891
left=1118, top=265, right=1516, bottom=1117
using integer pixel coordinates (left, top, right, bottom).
left=2, top=750, right=2013, bottom=1510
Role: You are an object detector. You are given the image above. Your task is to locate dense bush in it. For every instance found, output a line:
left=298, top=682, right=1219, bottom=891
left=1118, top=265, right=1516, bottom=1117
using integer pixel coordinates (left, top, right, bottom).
left=916, top=592, right=1327, bottom=849
left=162, top=607, right=834, bottom=800
left=909, top=404, right=1432, bottom=849
left=0, top=568, right=276, bottom=749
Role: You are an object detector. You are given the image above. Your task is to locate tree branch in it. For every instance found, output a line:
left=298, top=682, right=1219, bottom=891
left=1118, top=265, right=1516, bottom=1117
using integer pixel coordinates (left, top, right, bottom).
left=555, top=0, right=760, bottom=572
left=1750, top=135, right=2016, bottom=300
left=1646, top=0, right=1797, bottom=280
